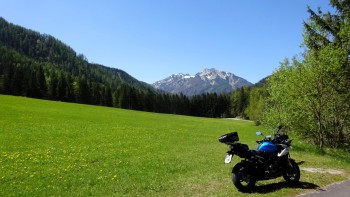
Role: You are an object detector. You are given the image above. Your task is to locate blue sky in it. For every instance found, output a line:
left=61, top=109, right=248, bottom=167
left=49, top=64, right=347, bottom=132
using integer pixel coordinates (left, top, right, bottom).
left=1, top=0, right=332, bottom=84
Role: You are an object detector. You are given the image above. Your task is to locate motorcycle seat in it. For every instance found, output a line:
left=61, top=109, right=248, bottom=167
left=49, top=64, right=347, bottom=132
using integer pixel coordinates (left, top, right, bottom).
left=250, top=150, right=260, bottom=155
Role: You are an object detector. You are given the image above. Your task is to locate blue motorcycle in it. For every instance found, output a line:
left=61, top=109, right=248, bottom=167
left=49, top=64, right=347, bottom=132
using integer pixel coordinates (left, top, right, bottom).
left=218, top=128, right=300, bottom=192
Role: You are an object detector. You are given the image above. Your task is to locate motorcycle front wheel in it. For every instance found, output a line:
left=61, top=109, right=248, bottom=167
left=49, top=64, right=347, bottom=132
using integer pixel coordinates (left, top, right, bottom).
left=232, top=162, right=256, bottom=192
left=283, top=159, right=300, bottom=184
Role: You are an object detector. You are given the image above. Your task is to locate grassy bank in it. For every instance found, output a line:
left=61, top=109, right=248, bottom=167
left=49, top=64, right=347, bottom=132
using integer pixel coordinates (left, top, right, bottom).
left=0, top=95, right=349, bottom=196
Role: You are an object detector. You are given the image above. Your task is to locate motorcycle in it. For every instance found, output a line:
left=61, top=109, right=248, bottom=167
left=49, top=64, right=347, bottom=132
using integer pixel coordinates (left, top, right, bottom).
left=218, top=127, right=300, bottom=192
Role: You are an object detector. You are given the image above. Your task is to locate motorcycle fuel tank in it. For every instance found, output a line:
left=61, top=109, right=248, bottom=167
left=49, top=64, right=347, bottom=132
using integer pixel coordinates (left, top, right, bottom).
left=257, top=141, right=277, bottom=153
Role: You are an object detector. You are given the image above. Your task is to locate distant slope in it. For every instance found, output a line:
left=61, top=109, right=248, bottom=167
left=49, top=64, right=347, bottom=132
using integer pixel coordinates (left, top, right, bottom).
left=254, top=76, right=269, bottom=88
left=0, top=17, right=151, bottom=91
left=153, top=68, right=252, bottom=96
left=0, top=17, right=158, bottom=108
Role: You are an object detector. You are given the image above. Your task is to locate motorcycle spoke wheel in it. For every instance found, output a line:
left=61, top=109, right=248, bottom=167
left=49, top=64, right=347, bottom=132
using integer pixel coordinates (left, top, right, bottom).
left=239, top=172, right=252, bottom=185
left=283, top=159, right=300, bottom=184
left=232, top=163, right=256, bottom=192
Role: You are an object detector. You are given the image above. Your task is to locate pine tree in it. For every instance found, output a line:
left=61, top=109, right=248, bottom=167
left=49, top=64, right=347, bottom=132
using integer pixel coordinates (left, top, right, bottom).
left=48, top=72, right=58, bottom=100
left=37, top=65, right=47, bottom=98
left=57, top=72, right=67, bottom=101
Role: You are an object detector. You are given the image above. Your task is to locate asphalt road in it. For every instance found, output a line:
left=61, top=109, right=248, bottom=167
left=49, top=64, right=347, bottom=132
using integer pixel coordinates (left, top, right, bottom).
left=298, top=180, right=350, bottom=197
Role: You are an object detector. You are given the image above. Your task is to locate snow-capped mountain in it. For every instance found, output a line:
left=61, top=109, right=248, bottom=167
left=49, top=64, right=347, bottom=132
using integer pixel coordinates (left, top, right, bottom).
left=152, top=68, right=252, bottom=96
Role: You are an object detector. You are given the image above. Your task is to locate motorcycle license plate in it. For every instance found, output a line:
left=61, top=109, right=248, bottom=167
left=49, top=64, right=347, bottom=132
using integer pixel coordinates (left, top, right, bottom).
left=224, top=154, right=232, bottom=164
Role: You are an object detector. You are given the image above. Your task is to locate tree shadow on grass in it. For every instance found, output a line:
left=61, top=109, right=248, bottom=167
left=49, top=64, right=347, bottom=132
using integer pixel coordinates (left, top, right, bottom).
left=250, top=181, right=319, bottom=194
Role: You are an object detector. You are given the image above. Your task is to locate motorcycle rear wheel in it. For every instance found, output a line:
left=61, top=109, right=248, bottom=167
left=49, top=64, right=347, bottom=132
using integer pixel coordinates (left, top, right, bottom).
left=232, top=163, right=256, bottom=192
left=283, top=159, right=300, bottom=184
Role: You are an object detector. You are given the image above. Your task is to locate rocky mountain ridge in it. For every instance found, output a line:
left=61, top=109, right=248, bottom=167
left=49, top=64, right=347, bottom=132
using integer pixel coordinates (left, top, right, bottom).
left=152, top=68, right=252, bottom=96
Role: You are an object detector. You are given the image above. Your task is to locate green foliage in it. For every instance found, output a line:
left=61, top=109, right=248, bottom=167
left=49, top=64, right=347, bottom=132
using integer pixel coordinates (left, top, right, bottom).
left=264, top=0, right=350, bottom=149
left=263, top=58, right=298, bottom=129
left=244, top=87, right=267, bottom=125
left=265, top=45, right=350, bottom=149
left=230, top=87, right=249, bottom=118
left=229, top=85, right=268, bottom=125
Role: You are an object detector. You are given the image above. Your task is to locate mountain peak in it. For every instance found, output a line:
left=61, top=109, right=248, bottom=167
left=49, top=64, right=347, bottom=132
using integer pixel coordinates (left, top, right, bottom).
left=152, top=68, right=252, bottom=96
left=198, top=68, right=233, bottom=81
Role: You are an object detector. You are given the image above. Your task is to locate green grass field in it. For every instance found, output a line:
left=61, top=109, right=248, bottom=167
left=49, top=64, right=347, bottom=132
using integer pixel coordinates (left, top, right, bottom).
left=1, top=95, right=349, bottom=196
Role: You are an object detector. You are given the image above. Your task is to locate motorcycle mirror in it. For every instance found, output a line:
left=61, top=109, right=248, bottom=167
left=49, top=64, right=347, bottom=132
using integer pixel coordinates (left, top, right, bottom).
left=256, top=131, right=262, bottom=136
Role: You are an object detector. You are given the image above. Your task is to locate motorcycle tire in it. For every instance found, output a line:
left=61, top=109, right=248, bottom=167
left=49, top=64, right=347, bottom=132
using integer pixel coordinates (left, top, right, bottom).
left=283, top=159, right=300, bottom=184
left=232, top=162, right=256, bottom=192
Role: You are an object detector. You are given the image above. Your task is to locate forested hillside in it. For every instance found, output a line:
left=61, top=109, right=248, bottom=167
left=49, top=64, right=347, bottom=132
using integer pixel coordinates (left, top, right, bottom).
left=0, top=17, right=234, bottom=117
left=0, top=17, right=153, bottom=104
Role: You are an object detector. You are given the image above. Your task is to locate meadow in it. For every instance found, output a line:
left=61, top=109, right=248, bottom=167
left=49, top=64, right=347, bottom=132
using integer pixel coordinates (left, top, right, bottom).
left=0, top=95, right=349, bottom=196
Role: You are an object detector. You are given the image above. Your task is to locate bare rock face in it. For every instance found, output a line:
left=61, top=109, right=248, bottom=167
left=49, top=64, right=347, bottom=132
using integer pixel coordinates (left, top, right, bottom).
left=152, top=68, right=252, bottom=96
